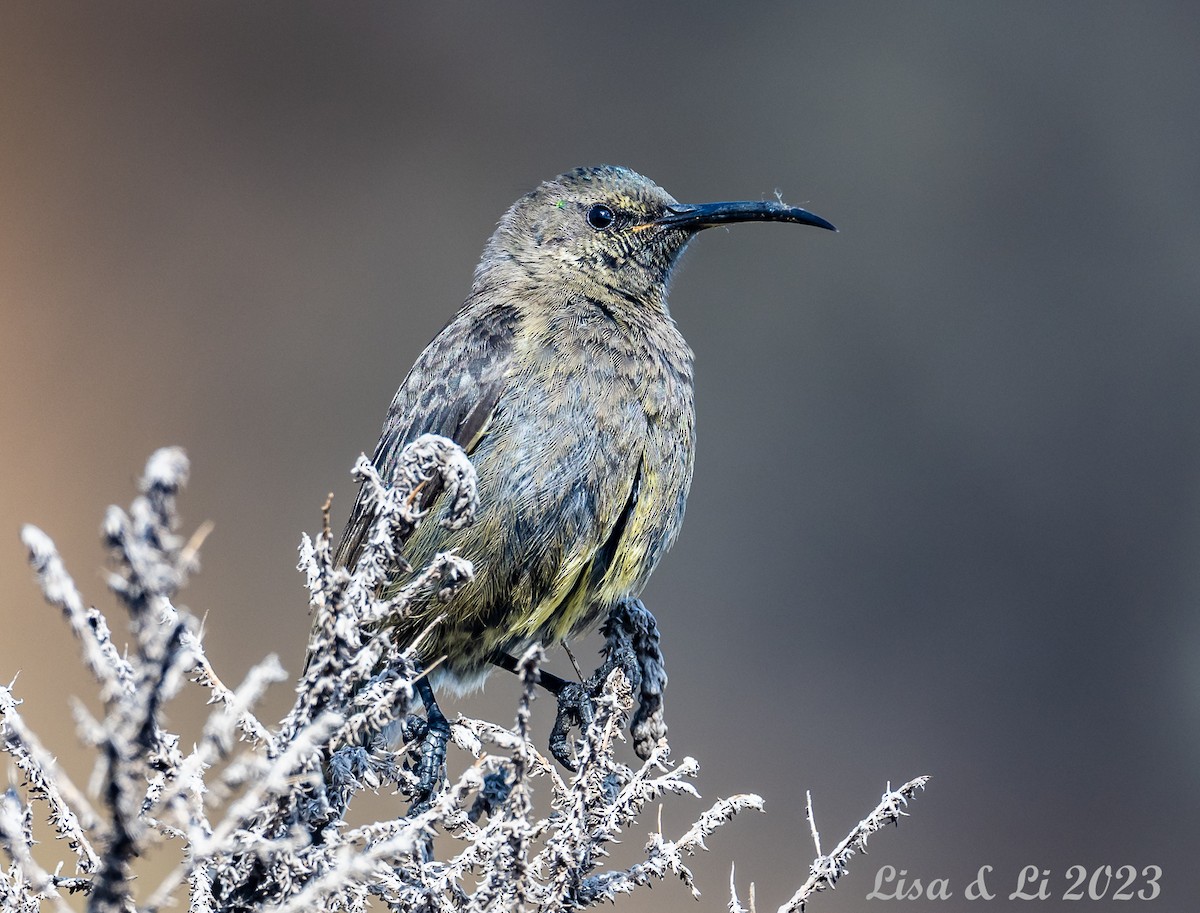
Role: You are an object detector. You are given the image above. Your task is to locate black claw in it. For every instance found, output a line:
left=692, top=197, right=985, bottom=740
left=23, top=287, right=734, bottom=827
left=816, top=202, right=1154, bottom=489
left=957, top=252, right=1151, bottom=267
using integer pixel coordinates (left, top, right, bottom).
left=549, top=680, right=590, bottom=769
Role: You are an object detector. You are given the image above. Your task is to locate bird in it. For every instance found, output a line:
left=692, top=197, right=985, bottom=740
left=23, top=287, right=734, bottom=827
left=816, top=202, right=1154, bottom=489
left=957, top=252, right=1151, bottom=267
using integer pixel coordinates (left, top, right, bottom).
left=322, top=165, right=835, bottom=798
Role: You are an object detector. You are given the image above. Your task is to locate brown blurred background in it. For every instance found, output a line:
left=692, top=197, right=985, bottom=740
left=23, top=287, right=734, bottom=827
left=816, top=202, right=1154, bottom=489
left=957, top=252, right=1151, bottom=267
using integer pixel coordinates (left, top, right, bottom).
left=2, top=2, right=1198, bottom=910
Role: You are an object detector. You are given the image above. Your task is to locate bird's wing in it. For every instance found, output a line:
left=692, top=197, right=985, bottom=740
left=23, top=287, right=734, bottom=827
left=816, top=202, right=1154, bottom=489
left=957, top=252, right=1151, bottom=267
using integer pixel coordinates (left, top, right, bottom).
left=334, top=305, right=519, bottom=569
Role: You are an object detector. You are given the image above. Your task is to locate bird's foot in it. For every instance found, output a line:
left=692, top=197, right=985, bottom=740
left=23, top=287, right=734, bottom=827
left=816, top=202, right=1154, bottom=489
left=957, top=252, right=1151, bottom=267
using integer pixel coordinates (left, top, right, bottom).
left=497, top=597, right=670, bottom=769
left=548, top=679, right=592, bottom=769
left=404, top=676, right=450, bottom=814
left=405, top=705, right=449, bottom=813
left=602, top=598, right=667, bottom=760
left=547, top=641, right=640, bottom=770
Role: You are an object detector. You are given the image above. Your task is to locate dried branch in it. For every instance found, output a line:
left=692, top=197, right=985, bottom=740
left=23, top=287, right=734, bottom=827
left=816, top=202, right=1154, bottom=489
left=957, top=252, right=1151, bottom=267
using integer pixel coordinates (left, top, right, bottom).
left=4, top=446, right=930, bottom=912
left=775, top=777, right=932, bottom=913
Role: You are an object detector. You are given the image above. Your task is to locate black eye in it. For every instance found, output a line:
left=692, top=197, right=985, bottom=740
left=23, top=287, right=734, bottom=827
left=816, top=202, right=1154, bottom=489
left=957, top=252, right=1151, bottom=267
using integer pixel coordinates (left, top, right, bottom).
left=586, top=204, right=616, bottom=230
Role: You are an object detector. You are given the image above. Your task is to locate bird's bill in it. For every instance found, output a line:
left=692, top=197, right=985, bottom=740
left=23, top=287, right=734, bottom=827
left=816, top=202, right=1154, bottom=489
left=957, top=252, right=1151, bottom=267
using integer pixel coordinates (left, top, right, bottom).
left=647, top=200, right=837, bottom=233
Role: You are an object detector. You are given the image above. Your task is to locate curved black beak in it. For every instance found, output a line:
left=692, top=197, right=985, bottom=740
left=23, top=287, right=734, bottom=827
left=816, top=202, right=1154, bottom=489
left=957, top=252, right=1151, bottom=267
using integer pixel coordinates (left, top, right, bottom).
left=654, top=200, right=837, bottom=233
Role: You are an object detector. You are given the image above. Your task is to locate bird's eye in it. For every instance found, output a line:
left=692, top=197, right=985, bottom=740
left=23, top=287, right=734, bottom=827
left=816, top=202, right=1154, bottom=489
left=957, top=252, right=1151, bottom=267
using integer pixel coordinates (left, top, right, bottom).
left=586, top=204, right=616, bottom=230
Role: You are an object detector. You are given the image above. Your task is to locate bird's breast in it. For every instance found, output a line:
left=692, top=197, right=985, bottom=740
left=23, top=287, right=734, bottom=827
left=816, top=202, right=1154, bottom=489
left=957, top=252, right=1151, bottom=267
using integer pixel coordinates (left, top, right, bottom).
left=525, top=306, right=696, bottom=601
left=407, top=304, right=696, bottom=671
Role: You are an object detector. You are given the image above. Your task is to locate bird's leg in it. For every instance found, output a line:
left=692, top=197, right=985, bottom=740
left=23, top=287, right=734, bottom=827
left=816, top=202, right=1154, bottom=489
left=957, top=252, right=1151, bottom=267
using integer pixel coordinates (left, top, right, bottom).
left=493, top=650, right=572, bottom=695
left=408, top=669, right=450, bottom=813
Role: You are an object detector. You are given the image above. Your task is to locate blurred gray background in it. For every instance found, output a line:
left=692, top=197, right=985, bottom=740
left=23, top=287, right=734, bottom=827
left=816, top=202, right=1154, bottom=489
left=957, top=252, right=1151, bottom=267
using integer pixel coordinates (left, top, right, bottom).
left=2, top=2, right=1198, bottom=910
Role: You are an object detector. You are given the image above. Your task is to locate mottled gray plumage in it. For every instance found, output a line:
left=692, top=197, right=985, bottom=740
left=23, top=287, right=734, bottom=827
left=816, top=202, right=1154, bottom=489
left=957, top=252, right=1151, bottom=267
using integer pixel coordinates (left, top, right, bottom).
left=324, top=165, right=834, bottom=762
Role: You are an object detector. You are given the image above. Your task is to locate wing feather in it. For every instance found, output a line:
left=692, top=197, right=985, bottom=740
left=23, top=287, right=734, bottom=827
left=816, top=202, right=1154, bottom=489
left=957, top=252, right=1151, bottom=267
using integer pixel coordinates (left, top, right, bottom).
left=334, top=305, right=518, bottom=568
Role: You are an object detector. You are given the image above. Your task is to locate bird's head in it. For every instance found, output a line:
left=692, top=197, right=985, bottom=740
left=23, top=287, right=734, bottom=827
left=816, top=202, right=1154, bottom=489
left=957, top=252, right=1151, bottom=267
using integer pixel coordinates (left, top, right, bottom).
left=476, top=165, right=835, bottom=307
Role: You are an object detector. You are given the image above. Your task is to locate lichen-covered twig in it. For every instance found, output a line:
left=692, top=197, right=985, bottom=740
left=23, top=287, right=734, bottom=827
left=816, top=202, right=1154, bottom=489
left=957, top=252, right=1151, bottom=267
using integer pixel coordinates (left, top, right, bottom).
left=774, top=777, right=932, bottom=913
left=4, top=445, right=930, bottom=912
left=0, top=684, right=102, bottom=876
left=0, top=788, right=78, bottom=913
